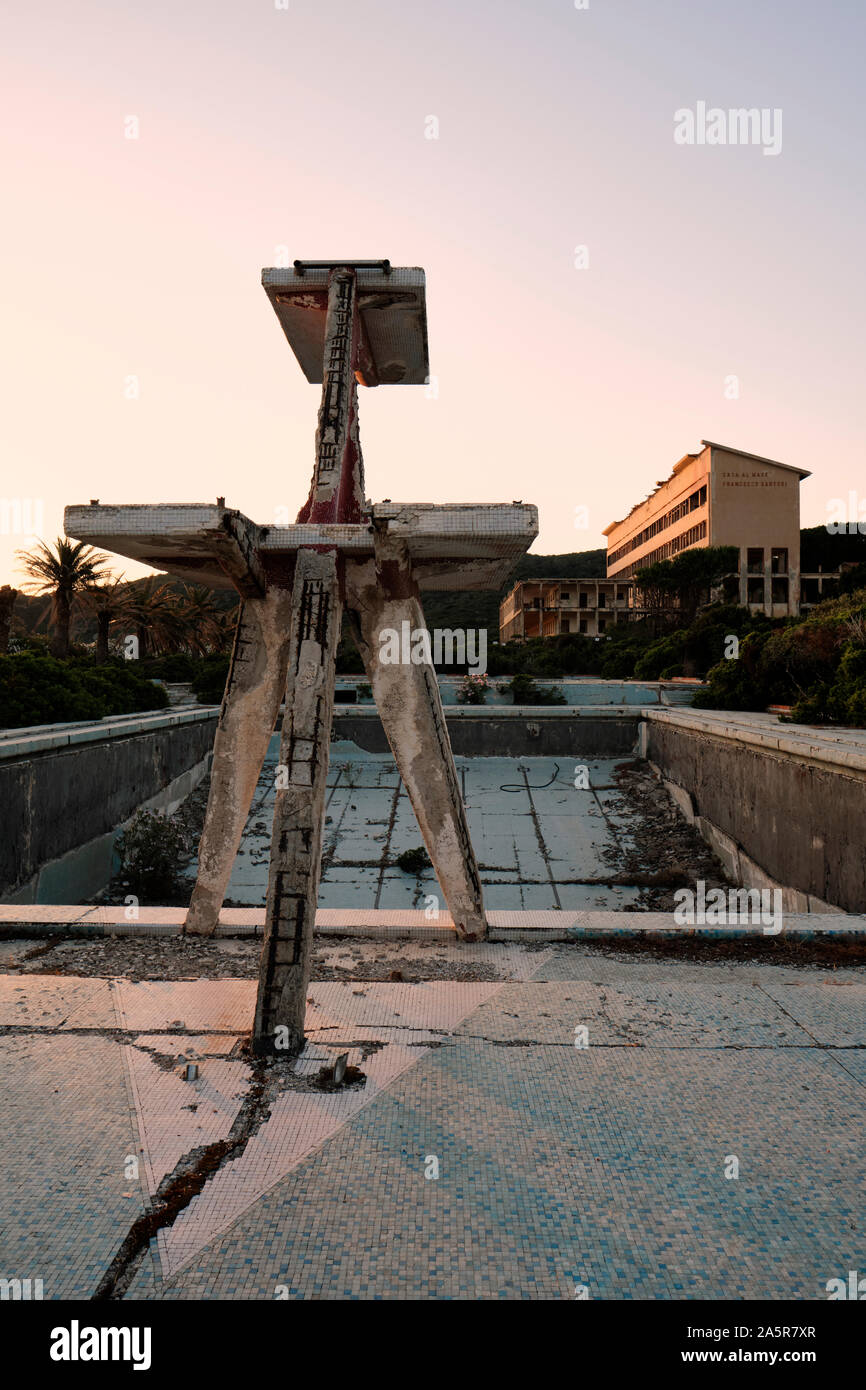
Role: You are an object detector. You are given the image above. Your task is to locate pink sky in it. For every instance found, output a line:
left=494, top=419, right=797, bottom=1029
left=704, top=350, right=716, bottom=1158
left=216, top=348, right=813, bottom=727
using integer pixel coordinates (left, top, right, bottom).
left=2, top=0, right=865, bottom=586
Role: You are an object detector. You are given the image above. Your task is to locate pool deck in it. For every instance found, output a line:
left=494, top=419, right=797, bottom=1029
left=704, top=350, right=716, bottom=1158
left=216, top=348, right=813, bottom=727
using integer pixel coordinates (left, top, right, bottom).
left=1, top=944, right=863, bottom=1300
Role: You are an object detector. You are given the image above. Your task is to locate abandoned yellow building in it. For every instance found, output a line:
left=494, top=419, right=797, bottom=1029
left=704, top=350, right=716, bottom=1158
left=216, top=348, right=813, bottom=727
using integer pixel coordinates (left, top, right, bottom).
left=499, top=440, right=826, bottom=644
left=499, top=578, right=637, bottom=641
left=604, top=440, right=807, bottom=617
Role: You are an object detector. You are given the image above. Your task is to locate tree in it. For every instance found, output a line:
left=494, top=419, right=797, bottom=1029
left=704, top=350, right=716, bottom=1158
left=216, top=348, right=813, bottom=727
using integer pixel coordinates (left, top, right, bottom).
left=17, top=539, right=113, bottom=658
left=82, top=577, right=133, bottom=662
left=636, top=546, right=739, bottom=630
left=177, top=585, right=232, bottom=655
left=0, top=586, right=17, bottom=653
left=122, top=578, right=191, bottom=658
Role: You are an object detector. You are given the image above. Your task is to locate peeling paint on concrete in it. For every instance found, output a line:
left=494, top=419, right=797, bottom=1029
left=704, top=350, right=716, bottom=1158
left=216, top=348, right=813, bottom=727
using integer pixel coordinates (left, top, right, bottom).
left=185, top=589, right=293, bottom=936
left=346, top=538, right=486, bottom=941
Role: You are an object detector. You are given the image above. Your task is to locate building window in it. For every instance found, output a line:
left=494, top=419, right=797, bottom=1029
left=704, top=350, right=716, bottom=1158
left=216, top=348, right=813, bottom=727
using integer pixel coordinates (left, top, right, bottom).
left=598, top=618, right=606, bottom=633
left=560, top=618, right=571, bottom=634
left=771, top=577, right=789, bottom=604
left=747, top=577, right=765, bottom=604
left=771, top=548, right=788, bottom=575
left=579, top=592, right=588, bottom=608
left=579, top=618, right=588, bottom=633
left=598, top=592, right=606, bottom=608
left=616, top=588, right=626, bottom=602
left=747, top=548, right=763, bottom=575
left=560, top=591, right=571, bottom=601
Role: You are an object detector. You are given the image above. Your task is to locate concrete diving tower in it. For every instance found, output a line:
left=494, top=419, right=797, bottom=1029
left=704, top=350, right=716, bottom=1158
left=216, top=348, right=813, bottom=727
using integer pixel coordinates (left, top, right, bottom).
left=65, top=259, right=537, bottom=1055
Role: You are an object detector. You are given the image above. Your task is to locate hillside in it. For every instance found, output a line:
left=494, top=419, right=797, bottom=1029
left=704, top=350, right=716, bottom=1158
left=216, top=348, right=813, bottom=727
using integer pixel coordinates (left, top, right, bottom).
left=800, top=524, right=866, bottom=570
left=420, top=548, right=607, bottom=634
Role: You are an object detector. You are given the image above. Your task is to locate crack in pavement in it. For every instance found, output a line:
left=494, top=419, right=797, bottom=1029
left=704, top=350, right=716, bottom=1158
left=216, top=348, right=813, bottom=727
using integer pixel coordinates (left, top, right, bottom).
left=92, top=1054, right=274, bottom=1301
left=307, top=1025, right=866, bottom=1052
left=520, top=766, right=561, bottom=909
left=752, top=979, right=866, bottom=1090
left=0, top=1025, right=246, bottom=1039
left=2, top=1022, right=863, bottom=1055
left=91, top=1046, right=370, bottom=1302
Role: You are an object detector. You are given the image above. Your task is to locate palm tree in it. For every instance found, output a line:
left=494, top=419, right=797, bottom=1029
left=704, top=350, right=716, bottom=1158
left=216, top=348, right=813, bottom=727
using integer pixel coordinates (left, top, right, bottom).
left=17, top=539, right=113, bottom=658
left=81, top=577, right=132, bottom=662
left=177, top=585, right=228, bottom=655
left=212, top=602, right=240, bottom=654
left=121, top=578, right=184, bottom=658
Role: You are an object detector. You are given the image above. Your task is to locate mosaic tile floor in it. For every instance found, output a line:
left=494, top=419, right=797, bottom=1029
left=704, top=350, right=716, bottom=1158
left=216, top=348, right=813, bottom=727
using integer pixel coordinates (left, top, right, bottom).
left=0, top=949, right=864, bottom=1300
left=206, top=744, right=643, bottom=911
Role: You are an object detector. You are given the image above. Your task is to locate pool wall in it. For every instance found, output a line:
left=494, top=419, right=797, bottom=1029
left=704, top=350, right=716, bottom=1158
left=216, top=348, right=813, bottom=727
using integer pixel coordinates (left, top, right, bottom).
left=0, top=709, right=218, bottom=903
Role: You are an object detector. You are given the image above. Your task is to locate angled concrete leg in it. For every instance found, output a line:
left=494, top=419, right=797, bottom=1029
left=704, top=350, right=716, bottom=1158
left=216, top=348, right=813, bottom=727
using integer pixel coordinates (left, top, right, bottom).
left=185, top=588, right=293, bottom=936
left=253, top=549, right=342, bottom=1054
left=346, top=541, right=487, bottom=942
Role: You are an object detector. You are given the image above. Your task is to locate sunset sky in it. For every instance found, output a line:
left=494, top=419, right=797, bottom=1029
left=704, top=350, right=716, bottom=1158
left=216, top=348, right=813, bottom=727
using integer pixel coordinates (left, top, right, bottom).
left=2, top=0, right=864, bottom=586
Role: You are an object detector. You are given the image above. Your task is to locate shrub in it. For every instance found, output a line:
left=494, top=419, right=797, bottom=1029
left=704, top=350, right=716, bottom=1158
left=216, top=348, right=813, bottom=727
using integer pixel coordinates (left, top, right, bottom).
left=455, top=672, right=489, bottom=705
left=191, top=656, right=230, bottom=705
left=115, top=809, right=193, bottom=901
left=498, top=672, right=567, bottom=705
left=0, top=652, right=168, bottom=728
left=633, top=631, right=687, bottom=681
left=788, top=641, right=866, bottom=726
left=600, top=644, right=642, bottom=678
left=758, top=622, right=839, bottom=701
left=140, top=653, right=197, bottom=682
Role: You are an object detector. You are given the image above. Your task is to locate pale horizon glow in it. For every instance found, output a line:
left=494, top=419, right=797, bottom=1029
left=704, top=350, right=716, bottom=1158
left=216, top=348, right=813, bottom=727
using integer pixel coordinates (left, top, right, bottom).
left=2, top=0, right=865, bottom=588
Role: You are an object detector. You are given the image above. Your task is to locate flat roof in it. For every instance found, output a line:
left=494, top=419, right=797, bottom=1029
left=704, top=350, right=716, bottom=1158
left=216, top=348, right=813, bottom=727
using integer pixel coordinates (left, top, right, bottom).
left=603, top=440, right=811, bottom=535
left=262, top=264, right=429, bottom=386
left=505, top=576, right=632, bottom=586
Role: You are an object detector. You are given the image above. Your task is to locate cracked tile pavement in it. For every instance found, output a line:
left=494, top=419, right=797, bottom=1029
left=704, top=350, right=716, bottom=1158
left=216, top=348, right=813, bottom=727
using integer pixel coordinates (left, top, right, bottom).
left=0, top=945, right=864, bottom=1299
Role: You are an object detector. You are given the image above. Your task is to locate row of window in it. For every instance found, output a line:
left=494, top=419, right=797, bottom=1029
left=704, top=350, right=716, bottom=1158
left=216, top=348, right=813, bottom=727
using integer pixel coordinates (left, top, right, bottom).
left=609, top=521, right=708, bottom=578
left=527, top=588, right=628, bottom=610
left=607, top=486, right=707, bottom=567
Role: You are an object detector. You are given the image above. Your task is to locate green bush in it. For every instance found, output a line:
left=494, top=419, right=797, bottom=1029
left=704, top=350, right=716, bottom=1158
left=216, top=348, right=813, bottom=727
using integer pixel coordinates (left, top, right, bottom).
left=140, top=653, right=197, bottom=682
left=0, top=653, right=169, bottom=728
left=487, top=633, right=607, bottom=679
left=758, top=622, right=839, bottom=701
left=191, top=656, right=230, bottom=704
left=692, top=630, right=773, bottom=712
left=114, top=809, right=193, bottom=901
left=499, top=672, right=567, bottom=705
left=634, top=631, right=687, bottom=680
left=788, top=642, right=866, bottom=725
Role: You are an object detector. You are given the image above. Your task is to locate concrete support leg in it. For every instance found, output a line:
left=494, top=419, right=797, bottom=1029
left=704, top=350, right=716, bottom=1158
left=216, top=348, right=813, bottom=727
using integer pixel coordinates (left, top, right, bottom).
left=253, top=549, right=342, bottom=1054
left=346, top=540, right=487, bottom=942
left=185, top=588, right=293, bottom=936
